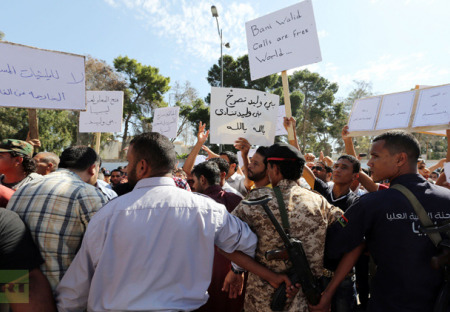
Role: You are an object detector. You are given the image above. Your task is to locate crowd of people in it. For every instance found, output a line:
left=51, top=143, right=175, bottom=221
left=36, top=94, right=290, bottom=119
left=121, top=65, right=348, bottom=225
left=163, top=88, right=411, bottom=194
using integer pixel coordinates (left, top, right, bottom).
left=0, top=121, right=449, bottom=312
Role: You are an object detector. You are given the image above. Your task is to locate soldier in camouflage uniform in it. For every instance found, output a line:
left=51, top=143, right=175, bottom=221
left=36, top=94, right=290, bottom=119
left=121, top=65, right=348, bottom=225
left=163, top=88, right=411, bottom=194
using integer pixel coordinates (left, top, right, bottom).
left=231, top=143, right=344, bottom=312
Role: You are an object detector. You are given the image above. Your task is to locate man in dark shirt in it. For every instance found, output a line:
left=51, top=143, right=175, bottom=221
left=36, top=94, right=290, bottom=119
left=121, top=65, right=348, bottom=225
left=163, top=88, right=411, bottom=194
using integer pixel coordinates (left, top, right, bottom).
left=312, top=131, right=450, bottom=312
left=191, top=161, right=244, bottom=312
left=0, top=209, right=56, bottom=311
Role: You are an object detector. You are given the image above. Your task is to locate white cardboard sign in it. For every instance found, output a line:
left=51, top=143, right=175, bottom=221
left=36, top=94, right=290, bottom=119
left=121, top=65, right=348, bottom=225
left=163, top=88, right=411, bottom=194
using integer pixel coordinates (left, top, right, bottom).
left=245, top=0, right=322, bottom=81
left=79, top=91, right=124, bottom=133
left=0, top=41, right=86, bottom=110
left=376, top=91, right=415, bottom=130
left=152, top=107, right=180, bottom=139
left=276, top=105, right=288, bottom=136
left=445, top=163, right=450, bottom=184
left=210, top=87, right=279, bottom=146
left=348, top=97, right=382, bottom=132
left=413, top=85, right=450, bottom=127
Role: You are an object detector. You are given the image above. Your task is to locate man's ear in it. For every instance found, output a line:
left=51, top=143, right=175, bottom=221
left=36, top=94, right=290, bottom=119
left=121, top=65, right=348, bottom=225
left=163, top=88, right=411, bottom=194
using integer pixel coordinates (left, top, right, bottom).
left=136, top=159, right=150, bottom=179
left=220, top=171, right=226, bottom=180
left=352, top=172, right=359, bottom=181
left=230, top=163, right=237, bottom=172
left=15, top=156, right=24, bottom=166
left=200, top=175, right=207, bottom=186
left=396, top=152, right=409, bottom=167
left=87, top=164, right=96, bottom=176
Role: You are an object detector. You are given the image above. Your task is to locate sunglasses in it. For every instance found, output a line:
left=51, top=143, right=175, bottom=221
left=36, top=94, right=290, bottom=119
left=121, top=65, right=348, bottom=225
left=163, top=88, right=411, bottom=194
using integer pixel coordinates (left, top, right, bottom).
left=311, top=166, right=324, bottom=171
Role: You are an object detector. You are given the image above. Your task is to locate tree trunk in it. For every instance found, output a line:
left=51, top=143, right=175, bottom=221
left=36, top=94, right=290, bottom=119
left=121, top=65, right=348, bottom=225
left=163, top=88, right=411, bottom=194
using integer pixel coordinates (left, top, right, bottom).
left=120, top=112, right=132, bottom=159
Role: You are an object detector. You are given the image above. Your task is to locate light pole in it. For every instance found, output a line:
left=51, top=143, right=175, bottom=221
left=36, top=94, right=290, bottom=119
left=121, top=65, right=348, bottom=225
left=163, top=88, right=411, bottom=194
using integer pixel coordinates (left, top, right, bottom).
left=211, top=5, right=230, bottom=152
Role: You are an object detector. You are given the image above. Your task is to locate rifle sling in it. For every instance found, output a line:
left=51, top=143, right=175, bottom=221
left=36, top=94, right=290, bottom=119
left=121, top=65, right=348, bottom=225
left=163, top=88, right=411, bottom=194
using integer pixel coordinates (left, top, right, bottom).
left=273, top=186, right=290, bottom=233
left=391, top=184, right=442, bottom=247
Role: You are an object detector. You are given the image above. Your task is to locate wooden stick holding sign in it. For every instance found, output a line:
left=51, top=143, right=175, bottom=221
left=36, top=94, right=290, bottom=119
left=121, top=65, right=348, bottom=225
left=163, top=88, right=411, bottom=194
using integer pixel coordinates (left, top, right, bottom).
left=281, top=71, right=296, bottom=145
left=27, top=109, right=39, bottom=140
left=94, top=132, right=101, bottom=154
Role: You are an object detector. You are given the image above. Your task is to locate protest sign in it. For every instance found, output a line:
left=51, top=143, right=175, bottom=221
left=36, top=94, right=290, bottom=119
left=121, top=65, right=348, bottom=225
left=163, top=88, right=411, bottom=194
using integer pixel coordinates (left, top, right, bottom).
left=152, top=107, right=180, bottom=139
left=348, top=97, right=382, bottom=132
left=376, top=91, right=415, bottom=130
left=0, top=41, right=85, bottom=110
left=245, top=0, right=321, bottom=81
left=276, top=105, right=288, bottom=136
left=445, top=163, right=450, bottom=184
left=347, top=84, right=450, bottom=137
left=413, top=84, right=450, bottom=127
left=210, top=87, right=279, bottom=146
left=79, top=91, right=124, bottom=133
left=194, top=155, right=207, bottom=166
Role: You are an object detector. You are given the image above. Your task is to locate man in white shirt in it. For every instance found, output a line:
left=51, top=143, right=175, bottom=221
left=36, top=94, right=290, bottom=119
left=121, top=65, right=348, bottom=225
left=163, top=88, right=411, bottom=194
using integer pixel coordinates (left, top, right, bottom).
left=56, top=132, right=259, bottom=312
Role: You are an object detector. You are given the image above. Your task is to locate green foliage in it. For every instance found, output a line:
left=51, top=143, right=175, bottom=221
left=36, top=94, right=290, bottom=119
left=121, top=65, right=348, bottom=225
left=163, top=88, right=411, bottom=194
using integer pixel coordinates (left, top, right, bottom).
left=176, top=153, right=189, bottom=159
left=113, top=56, right=171, bottom=158
left=284, top=69, right=343, bottom=153
left=0, top=107, right=75, bottom=153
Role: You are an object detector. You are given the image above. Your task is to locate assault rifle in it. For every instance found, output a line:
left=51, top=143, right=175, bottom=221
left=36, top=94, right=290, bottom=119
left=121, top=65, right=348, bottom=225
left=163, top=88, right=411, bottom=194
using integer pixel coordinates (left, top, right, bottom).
left=420, top=221, right=450, bottom=312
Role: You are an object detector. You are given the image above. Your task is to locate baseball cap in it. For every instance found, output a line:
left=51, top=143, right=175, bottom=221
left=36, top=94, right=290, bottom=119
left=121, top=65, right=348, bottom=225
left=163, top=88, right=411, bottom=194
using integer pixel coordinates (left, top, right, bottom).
left=0, top=139, right=34, bottom=157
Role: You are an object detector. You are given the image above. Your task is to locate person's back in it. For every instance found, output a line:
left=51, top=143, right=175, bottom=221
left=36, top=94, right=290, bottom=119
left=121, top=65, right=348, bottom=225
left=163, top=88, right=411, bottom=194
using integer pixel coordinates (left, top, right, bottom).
left=234, top=181, right=341, bottom=312
left=340, top=174, right=449, bottom=311
left=232, top=143, right=343, bottom=312
left=7, top=146, right=107, bottom=289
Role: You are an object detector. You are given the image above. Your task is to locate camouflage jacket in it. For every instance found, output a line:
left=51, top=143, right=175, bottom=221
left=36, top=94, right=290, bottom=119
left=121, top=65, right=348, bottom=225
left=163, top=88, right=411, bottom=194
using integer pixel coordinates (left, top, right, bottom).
left=232, top=179, right=343, bottom=312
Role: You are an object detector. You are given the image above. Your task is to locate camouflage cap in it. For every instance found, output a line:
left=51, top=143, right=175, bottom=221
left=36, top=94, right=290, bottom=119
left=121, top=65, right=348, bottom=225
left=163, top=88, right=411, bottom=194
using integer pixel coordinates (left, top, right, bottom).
left=0, top=139, right=34, bottom=157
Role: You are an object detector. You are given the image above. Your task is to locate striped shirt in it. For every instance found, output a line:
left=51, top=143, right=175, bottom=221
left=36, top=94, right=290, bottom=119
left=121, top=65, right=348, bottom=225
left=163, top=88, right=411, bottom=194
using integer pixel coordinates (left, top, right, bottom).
left=6, top=168, right=107, bottom=289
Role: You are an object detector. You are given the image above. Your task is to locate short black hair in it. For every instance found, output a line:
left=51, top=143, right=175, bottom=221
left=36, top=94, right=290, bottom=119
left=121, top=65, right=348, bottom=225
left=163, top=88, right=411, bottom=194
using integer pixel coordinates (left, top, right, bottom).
left=192, top=161, right=220, bottom=186
left=59, top=146, right=100, bottom=171
left=337, top=155, right=361, bottom=173
left=111, top=169, right=122, bottom=176
left=208, top=157, right=229, bottom=174
left=129, top=132, right=176, bottom=176
left=255, top=146, right=269, bottom=166
left=220, top=151, right=239, bottom=171
left=316, top=161, right=332, bottom=173
left=373, top=131, right=420, bottom=166
left=431, top=171, right=440, bottom=177
left=10, top=151, right=36, bottom=175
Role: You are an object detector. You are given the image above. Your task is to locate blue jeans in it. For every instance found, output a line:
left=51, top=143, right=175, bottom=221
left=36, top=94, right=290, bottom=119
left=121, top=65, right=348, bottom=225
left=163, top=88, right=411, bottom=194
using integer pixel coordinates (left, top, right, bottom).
left=320, top=275, right=357, bottom=312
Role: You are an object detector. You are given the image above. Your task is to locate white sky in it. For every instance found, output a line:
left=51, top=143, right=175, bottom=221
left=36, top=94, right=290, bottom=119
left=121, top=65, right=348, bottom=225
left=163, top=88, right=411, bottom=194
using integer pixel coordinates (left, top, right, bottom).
left=2, top=0, right=450, bottom=102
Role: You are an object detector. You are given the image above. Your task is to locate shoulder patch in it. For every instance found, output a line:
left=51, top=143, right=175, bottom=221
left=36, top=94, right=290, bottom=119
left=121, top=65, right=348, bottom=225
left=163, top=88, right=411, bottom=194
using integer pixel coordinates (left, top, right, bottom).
left=337, top=215, right=348, bottom=227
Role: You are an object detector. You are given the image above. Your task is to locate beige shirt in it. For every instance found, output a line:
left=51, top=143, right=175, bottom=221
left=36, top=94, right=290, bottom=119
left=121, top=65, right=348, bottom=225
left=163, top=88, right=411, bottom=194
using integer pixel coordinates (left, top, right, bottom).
left=232, top=179, right=343, bottom=312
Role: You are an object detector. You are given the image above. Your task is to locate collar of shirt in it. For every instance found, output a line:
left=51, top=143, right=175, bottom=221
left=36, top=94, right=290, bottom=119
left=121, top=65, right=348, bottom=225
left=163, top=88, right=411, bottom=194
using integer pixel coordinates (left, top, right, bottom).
left=228, top=172, right=242, bottom=181
left=134, top=176, right=176, bottom=190
left=203, top=185, right=223, bottom=197
left=54, top=168, right=85, bottom=181
left=390, top=173, right=426, bottom=186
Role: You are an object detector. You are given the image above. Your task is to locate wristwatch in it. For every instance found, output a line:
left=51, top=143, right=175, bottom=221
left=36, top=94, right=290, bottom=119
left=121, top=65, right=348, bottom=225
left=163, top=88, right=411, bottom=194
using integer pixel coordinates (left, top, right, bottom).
left=231, top=266, right=245, bottom=274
